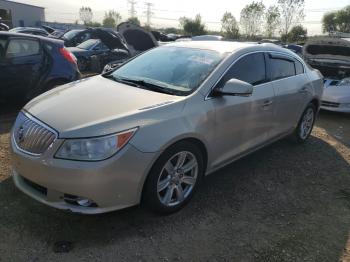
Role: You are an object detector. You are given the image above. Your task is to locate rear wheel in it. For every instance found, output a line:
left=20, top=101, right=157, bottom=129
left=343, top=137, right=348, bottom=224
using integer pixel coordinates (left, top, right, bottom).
left=143, top=141, right=204, bottom=214
left=292, top=103, right=316, bottom=143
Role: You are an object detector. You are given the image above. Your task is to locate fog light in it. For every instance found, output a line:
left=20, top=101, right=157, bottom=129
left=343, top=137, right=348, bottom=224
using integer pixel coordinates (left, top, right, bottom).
left=77, top=198, right=97, bottom=207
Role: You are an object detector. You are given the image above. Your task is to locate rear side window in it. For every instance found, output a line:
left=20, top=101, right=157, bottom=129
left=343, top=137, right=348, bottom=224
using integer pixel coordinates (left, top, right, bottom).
left=218, top=53, right=267, bottom=86
left=6, top=38, right=40, bottom=58
left=295, top=60, right=304, bottom=75
left=269, top=56, right=295, bottom=80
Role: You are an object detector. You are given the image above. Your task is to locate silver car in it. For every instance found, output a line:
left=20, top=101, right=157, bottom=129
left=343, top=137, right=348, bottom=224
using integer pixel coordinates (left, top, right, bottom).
left=11, top=41, right=323, bottom=214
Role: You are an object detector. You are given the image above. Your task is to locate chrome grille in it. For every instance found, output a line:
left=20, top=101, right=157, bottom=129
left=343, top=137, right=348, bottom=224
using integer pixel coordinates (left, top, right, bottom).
left=321, top=101, right=340, bottom=108
left=13, top=112, right=57, bottom=155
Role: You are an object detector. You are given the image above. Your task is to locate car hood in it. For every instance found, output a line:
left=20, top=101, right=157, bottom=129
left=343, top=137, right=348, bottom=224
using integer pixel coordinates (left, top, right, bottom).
left=93, top=28, right=129, bottom=51
left=117, top=22, right=158, bottom=55
left=323, top=85, right=350, bottom=103
left=303, top=37, right=350, bottom=65
left=24, top=76, right=185, bottom=138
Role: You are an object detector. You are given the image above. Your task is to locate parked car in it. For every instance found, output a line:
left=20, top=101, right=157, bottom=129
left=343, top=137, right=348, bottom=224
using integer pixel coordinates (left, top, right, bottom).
left=192, top=35, right=223, bottom=41
left=303, top=37, right=350, bottom=113
left=284, top=44, right=303, bottom=55
left=67, top=39, right=129, bottom=72
left=9, top=27, right=49, bottom=37
left=0, top=23, right=9, bottom=31
left=11, top=41, right=323, bottom=214
left=0, top=32, right=80, bottom=101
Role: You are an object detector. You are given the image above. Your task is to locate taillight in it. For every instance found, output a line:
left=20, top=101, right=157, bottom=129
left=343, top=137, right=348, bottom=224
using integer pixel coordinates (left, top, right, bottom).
left=59, top=48, right=77, bottom=65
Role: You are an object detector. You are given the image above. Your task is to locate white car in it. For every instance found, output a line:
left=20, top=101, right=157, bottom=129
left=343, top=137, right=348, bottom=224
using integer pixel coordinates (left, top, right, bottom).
left=303, top=37, right=350, bottom=113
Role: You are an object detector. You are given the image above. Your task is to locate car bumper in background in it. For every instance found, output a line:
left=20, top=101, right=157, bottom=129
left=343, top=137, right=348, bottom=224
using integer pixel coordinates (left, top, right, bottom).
left=321, top=100, right=350, bottom=113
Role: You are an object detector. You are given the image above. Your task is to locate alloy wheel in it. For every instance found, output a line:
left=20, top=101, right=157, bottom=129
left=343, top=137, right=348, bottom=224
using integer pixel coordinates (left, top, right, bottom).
left=157, top=151, right=198, bottom=207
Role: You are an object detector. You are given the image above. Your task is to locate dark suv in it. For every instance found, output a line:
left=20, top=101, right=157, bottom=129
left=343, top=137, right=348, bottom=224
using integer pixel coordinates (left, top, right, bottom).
left=0, top=32, right=80, bottom=101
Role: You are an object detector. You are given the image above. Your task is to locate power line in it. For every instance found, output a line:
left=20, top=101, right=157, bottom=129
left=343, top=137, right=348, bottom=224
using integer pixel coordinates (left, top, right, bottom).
left=128, top=0, right=137, bottom=18
left=144, top=2, right=153, bottom=26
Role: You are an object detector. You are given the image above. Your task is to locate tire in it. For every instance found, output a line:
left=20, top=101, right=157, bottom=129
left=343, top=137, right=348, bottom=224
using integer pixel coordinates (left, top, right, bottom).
left=292, top=103, right=316, bottom=143
left=143, top=141, right=204, bottom=214
left=78, top=58, right=88, bottom=72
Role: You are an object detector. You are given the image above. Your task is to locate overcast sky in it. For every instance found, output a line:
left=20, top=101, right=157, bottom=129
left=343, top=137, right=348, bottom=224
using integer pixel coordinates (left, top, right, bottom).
left=13, top=0, right=350, bottom=35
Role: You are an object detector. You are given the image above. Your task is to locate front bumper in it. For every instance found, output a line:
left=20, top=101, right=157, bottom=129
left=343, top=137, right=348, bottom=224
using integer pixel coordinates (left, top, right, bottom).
left=11, top=138, right=157, bottom=214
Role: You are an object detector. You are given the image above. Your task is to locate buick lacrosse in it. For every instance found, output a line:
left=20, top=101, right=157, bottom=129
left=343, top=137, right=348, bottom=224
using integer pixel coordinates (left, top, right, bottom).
left=11, top=41, right=323, bottom=214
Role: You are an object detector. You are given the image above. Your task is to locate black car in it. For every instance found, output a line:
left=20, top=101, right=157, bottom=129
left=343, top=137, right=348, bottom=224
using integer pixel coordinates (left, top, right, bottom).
left=68, top=38, right=129, bottom=72
left=9, top=27, right=49, bottom=37
left=0, top=32, right=80, bottom=101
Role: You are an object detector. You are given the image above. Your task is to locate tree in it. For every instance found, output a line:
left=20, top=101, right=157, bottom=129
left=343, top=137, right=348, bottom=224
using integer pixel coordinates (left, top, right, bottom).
left=323, top=6, right=350, bottom=33
left=103, top=10, right=122, bottom=28
left=179, top=14, right=206, bottom=36
left=282, top=25, right=307, bottom=43
left=127, top=17, right=141, bottom=26
left=221, top=12, right=239, bottom=39
left=265, top=6, right=280, bottom=38
left=278, top=0, right=305, bottom=36
left=86, top=21, right=102, bottom=27
left=240, top=1, right=265, bottom=38
left=79, top=6, right=93, bottom=25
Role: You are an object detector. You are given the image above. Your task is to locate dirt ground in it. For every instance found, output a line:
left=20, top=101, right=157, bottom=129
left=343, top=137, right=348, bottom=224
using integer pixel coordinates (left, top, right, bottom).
left=0, top=104, right=349, bottom=262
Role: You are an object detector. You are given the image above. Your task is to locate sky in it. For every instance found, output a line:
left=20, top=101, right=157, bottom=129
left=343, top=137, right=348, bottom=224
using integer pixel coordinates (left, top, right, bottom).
left=12, top=0, right=350, bottom=35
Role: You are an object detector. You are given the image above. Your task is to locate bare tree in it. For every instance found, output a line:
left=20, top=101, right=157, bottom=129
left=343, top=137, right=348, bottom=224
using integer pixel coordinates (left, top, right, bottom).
left=240, top=1, right=265, bottom=38
left=79, top=6, right=93, bottom=25
left=221, top=12, right=239, bottom=39
left=278, top=0, right=305, bottom=36
left=265, top=6, right=280, bottom=38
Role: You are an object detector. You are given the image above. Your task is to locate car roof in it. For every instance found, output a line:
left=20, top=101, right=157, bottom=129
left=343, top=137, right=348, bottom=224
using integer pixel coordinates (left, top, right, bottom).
left=164, top=40, right=294, bottom=55
left=0, top=31, right=63, bottom=45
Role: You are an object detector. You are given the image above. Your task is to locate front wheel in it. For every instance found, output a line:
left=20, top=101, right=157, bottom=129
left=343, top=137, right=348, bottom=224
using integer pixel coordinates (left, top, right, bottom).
left=292, top=103, right=316, bottom=143
left=143, top=142, right=204, bottom=214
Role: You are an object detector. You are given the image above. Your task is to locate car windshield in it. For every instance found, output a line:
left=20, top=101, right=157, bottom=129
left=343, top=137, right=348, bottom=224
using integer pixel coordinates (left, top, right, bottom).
left=110, top=46, right=226, bottom=94
left=63, top=30, right=82, bottom=40
left=77, top=39, right=99, bottom=50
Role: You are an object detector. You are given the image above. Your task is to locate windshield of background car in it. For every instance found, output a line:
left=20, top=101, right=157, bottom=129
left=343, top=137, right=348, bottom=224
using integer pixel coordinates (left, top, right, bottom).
left=111, top=46, right=226, bottom=93
left=63, top=30, right=82, bottom=40
left=77, top=39, right=99, bottom=50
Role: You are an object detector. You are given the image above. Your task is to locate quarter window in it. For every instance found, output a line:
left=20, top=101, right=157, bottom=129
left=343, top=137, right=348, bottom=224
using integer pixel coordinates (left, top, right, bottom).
left=295, top=60, right=304, bottom=75
left=6, top=38, right=40, bottom=58
left=269, top=57, right=296, bottom=80
left=218, top=53, right=267, bottom=86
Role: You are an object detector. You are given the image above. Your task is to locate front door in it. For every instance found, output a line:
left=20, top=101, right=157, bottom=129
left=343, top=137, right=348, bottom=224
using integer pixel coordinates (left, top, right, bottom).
left=210, top=52, right=275, bottom=167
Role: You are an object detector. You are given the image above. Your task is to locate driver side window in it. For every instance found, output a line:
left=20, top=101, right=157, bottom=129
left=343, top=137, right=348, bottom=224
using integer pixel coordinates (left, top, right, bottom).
left=217, top=53, right=267, bottom=88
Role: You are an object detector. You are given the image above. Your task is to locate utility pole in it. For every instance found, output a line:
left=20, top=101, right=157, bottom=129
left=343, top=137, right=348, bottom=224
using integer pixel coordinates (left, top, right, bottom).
left=144, top=2, right=153, bottom=26
left=128, top=0, right=137, bottom=18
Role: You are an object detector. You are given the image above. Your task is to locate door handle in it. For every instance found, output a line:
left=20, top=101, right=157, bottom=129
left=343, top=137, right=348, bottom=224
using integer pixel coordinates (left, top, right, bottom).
left=262, top=100, right=273, bottom=107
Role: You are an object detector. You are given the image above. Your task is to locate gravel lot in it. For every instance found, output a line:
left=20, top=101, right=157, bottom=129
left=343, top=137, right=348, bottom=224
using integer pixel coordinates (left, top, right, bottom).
left=0, top=104, right=349, bottom=262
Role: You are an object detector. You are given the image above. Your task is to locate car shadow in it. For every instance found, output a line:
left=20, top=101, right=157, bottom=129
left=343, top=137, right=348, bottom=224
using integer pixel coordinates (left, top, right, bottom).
left=0, top=135, right=350, bottom=261
left=0, top=101, right=22, bottom=134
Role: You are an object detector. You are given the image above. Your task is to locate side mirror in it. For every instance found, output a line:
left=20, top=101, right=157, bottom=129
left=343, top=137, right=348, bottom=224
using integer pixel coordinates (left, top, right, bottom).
left=214, top=78, right=253, bottom=97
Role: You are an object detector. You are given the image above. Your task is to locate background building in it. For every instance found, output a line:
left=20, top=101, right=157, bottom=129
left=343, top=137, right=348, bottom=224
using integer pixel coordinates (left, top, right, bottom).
left=0, top=0, right=44, bottom=28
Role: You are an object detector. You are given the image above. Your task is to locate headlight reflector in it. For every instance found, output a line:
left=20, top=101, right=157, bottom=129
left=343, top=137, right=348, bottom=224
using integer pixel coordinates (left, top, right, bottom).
left=55, top=128, right=137, bottom=161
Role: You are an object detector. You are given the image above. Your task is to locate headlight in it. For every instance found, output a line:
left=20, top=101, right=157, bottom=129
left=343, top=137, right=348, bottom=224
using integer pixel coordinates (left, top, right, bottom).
left=55, top=128, right=137, bottom=161
left=337, top=78, right=350, bottom=86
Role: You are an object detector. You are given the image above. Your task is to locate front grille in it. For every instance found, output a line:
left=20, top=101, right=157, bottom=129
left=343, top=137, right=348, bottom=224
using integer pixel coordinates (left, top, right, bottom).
left=321, top=101, right=340, bottom=108
left=13, top=112, right=56, bottom=155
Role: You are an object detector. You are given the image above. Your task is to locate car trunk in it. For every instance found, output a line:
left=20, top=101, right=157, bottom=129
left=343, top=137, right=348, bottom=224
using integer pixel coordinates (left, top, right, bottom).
left=117, top=22, right=158, bottom=56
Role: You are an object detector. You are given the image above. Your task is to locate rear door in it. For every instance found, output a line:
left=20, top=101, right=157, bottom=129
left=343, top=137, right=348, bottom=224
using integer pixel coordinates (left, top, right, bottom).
left=211, top=52, right=276, bottom=167
left=267, top=53, right=307, bottom=136
left=2, top=37, right=44, bottom=98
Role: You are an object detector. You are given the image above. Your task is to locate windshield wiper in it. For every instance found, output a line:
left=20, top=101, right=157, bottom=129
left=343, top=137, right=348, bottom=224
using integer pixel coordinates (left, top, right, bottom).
left=119, top=78, right=181, bottom=95
left=103, top=74, right=139, bottom=87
